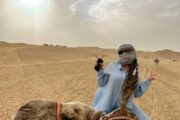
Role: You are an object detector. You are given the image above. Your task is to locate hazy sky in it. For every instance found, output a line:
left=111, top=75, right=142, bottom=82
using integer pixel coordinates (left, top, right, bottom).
left=0, top=0, right=180, bottom=51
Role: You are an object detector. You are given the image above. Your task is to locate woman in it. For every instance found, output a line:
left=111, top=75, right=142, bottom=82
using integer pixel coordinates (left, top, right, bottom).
left=93, top=44, right=156, bottom=120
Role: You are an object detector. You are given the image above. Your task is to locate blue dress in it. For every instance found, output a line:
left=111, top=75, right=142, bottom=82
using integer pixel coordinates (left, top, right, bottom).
left=93, top=61, right=151, bottom=120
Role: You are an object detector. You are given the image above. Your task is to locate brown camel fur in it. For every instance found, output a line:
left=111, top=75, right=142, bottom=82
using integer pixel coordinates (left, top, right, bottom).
left=13, top=100, right=102, bottom=120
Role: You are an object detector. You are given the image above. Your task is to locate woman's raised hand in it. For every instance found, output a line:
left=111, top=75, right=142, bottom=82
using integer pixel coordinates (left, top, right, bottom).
left=94, top=58, right=104, bottom=72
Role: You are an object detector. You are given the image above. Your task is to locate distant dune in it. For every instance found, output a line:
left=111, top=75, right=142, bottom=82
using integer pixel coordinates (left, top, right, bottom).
left=0, top=41, right=29, bottom=47
left=0, top=42, right=180, bottom=120
left=1, top=41, right=180, bottom=60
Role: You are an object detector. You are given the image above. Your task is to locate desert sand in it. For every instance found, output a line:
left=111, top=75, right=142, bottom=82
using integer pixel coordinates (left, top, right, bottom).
left=0, top=42, right=180, bottom=120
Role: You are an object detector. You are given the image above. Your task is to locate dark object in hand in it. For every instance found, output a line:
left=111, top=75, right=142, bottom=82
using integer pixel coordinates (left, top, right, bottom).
left=94, top=58, right=103, bottom=72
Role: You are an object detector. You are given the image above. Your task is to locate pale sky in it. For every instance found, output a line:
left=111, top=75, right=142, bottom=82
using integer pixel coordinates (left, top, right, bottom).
left=0, top=0, right=180, bottom=51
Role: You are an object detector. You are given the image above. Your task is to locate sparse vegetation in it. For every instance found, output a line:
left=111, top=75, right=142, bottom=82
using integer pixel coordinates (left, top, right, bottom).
left=154, top=58, right=160, bottom=64
left=43, top=43, right=49, bottom=47
left=43, top=43, right=67, bottom=48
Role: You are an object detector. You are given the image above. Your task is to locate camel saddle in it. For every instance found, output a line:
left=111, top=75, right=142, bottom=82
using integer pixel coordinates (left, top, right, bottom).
left=101, top=109, right=138, bottom=120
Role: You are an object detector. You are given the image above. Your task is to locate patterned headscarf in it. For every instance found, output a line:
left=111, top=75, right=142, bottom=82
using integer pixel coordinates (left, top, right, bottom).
left=118, top=44, right=136, bottom=65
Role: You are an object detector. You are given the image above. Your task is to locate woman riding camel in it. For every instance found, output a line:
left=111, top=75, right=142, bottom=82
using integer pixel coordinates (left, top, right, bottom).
left=93, top=44, right=156, bottom=120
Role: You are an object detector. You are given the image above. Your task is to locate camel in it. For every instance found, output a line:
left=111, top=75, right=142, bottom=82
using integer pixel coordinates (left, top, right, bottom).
left=13, top=100, right=102, bottom=120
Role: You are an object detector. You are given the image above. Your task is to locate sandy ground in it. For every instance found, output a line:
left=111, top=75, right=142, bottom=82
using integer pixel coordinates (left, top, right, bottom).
left=0, top=43, right=180, bottom=120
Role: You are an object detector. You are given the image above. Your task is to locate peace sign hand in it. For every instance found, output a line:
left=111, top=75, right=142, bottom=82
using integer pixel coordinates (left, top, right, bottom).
left=147, top=71, right=157, bottom=81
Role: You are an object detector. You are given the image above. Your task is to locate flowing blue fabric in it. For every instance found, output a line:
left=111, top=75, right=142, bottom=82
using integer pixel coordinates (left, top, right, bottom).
left=92, top=61, right=151, bottom=120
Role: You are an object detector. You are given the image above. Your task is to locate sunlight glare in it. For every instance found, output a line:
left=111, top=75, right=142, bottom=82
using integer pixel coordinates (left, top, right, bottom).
left=22, top=0, right=43, bottom=7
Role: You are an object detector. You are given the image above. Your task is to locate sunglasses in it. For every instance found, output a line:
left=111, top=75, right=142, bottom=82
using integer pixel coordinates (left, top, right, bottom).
left=118, top=49, right=133, bottom=55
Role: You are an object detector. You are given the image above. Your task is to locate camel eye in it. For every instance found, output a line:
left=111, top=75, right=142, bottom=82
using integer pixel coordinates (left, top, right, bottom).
left=74, top=108, right=80, bottom=114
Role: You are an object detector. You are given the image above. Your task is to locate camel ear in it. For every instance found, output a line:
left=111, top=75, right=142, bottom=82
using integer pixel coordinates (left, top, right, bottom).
left=92, top=111, right=102, bottom=120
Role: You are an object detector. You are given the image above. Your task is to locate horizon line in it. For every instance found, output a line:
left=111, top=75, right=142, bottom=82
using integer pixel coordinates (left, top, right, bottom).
left=0, top=40, right=180, bottom=53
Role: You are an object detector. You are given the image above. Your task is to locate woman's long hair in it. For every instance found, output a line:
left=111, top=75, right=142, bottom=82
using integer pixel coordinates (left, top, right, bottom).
left=120, top=58, right=139, bottom=115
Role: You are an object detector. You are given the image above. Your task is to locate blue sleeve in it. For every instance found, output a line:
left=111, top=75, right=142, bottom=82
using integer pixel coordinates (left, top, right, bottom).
left=96, top=63, right=112, bottom=87
left=134, top=79, right=151, bottom=98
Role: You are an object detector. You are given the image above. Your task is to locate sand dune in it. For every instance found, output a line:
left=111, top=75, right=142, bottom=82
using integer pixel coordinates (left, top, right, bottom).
left=137, top=49, right=180, bottom=59
left=0, top=42, right=180, bottom=120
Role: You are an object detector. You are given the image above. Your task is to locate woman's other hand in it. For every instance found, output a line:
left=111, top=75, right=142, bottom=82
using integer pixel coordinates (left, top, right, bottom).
left=147, top=71, right=157, bottom=81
